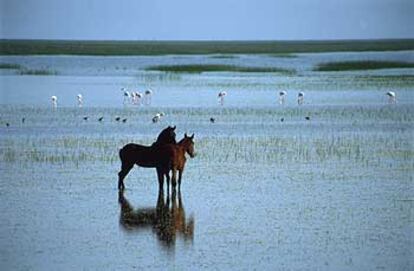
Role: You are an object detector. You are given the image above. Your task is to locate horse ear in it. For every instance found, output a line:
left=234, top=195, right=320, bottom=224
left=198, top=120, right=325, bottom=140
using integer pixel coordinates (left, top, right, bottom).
left=190, top=133, right=194, bottom=139
left=185, top=133, right=188, bottom=138
left=172, top=125, right=176, bottom=130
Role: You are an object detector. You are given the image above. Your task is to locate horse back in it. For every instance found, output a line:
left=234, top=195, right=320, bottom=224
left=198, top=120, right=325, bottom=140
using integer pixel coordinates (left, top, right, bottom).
left=119, top=143, right=158, bottom=167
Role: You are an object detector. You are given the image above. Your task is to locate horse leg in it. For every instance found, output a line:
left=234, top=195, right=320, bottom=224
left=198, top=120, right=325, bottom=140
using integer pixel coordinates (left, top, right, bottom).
left=178, top=169, right=184, bottom=192
left=156, top=167, right=164, bottom=191
left=171, top=169, right=177, bottom=190
left=118, top=163, right=133, bottom=190
left=165, top=171, right=171, bottom=195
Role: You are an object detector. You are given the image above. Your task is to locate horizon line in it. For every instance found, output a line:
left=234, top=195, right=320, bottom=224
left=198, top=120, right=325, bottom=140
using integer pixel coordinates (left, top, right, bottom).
left=2, top=38, right=414, bottom=43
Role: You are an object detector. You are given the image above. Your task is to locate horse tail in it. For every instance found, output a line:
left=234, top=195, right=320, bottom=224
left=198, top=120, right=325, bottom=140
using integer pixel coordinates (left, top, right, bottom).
left=119, top=145, right=127, bottom=163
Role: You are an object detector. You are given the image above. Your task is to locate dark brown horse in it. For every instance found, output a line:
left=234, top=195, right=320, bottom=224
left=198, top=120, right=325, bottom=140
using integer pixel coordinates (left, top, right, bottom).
left=156, top=133, right=196, bottom=192
left=118, top=126, right=176, bottom=190
left=118, top=189, right=194, bottom=248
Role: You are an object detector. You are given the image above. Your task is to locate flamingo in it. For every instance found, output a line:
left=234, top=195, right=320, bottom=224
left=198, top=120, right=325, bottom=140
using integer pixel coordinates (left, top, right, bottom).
left=145, top=89, right=153, bottom=105
left=218, top=91, right=227, bottom=106
left=77, top=94, right=83, bottom=107
left=279, top=91, right=287, bottom=105
left=386, top=91, right=396, bottom=104
left=122, top=88, right=130, bottom=105
left=51, top=96, right=58, bottom=108
left=297, top=92, right=304, bottom=105
left=132, top=91, right=142, bottom=105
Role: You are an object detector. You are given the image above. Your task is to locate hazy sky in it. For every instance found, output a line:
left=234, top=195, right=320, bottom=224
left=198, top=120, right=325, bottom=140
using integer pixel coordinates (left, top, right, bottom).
left=1, top=0, right=413, bottom=40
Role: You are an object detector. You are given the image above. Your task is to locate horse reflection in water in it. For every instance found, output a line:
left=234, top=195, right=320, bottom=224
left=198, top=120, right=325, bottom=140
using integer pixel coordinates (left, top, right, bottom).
left=118, top=189, right=194, bottom=248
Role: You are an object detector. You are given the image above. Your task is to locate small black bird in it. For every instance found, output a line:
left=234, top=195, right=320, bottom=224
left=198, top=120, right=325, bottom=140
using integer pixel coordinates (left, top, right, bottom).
left=115, top=117, right=121, bottom=121
left=305, top=116, right=311, bottom=121
left=22, top=118, right=25, bottom=124
left=83, top=116, right=89, bottom=121
left=98, top=117, right=104, bottom=122
left=280, top=117, right=284, bottom=122
left=6, top=123, right=10, bottom=127
left=210, top=117, right=215, bottom=123
left=122, top=118, right=127, bottom=123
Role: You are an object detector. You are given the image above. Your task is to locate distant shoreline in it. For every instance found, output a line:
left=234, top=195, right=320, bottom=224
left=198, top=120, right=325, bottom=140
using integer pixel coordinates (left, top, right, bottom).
left=1, top=39, right=414, bottom=56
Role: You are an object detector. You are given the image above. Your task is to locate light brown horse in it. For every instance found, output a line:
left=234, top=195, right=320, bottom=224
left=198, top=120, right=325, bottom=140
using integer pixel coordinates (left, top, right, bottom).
left=156, top=133, right=195, bottom=191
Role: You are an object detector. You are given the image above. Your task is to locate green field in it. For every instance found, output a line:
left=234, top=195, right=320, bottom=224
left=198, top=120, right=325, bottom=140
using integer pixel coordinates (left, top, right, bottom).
left=1, top=39, right=413, bottom=55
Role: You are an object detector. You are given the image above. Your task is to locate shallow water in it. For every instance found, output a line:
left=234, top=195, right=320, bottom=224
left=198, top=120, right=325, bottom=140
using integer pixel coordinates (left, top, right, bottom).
left=0, top=52, right=413, bottom=270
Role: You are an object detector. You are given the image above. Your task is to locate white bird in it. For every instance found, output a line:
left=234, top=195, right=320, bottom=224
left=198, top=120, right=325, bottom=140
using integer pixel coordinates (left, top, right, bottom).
left=122, top=88, right=130, bottom=105
left=77, top=94, right=83, bottom=107
left=144, top=89, right=153, bottom=105
left=152, top=112, right=165, bottom=123
left=279, top=91, right=287, bottom=105
left=218, top=91, right=227, bottom=106
left=132, top=91, right=142, bottom=105
left=297, top=92, right=304, bottom=105
left=386, top=91, right=396, bottom=104
left=51, top=95, right=58, bottom=108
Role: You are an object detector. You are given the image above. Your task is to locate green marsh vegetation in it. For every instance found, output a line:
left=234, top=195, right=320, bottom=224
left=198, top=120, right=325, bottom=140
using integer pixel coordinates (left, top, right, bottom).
left=145, top=64, right=295, bottom=74
left=0, top=62, right=58, bottom=75
left=314, top=61, right=414, bottom=71
left=1, top=39, right=413, bottom=55
left=0, top=63, right=24, bottom=69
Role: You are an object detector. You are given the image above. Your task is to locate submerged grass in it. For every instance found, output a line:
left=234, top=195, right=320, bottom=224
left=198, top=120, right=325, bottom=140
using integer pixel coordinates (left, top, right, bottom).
left=18, top=68, right=58, bottom=75
left=0, top=63, right=24, bottom=69
left=0, top=105, right=412, bottom=170
left=314, top=61, right=414, bottom=71
left=0, top=62, right=58, bottom=75
left=146, top=64, right=295, bottom=74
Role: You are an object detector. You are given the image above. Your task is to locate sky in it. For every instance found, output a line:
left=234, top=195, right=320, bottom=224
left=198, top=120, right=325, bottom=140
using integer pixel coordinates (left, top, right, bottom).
left=1, top=0, right=413, bottom=40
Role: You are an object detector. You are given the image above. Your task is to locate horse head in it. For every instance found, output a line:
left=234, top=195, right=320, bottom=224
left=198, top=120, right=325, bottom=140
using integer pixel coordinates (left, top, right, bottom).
left=182, top=133, right=195, bottom=158
left=155, top=125, right=177, bottom=145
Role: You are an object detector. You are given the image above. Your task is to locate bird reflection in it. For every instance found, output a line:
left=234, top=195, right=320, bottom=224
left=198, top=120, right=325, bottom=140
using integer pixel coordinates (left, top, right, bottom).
left=118, top=189, right=194, bottom=248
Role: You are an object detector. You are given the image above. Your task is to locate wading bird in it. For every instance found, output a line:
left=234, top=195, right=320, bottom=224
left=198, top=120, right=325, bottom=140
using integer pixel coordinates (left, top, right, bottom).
left=297, top=92, right=304, bottom=105
left=386, top=91, right=396, bottom=104
left=77, top=94, right=83, bottom=107
left=132, top=92, right=142, bottom=105
left=152, top=112, right=165, bottom=123
left=218, top=91, right=227, bottom=106
left=51, top=96, right=58, bottom=108
left=279, top=91, right=287, bottom=105
left=145, top=89, right=153, bottom=105
left=122, top=88, right=130, bottom=105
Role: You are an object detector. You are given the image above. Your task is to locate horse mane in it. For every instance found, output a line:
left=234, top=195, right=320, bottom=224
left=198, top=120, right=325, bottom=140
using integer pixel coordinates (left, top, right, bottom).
left=152, top=126, right=176, bottom=147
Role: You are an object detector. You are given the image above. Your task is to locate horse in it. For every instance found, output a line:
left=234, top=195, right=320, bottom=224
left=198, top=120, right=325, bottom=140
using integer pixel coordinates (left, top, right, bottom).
left=118, top=189, right=194, bottom=248
left=118, top=125, right=177, bottom=190
left=156, top=133, right=196, bottom=192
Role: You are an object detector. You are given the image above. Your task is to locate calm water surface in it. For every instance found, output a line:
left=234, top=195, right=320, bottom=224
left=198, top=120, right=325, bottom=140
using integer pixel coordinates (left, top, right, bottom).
left=0, top=52, right=413, bottom=270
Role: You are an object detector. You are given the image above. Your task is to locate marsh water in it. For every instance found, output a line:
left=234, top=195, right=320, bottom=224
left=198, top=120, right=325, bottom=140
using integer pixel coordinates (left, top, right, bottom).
left=0, top=51, right=413, bottom=270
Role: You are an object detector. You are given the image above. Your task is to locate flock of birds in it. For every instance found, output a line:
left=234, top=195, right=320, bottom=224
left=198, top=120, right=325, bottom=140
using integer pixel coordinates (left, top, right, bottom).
left=2, top=89, right=398, bottom=128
